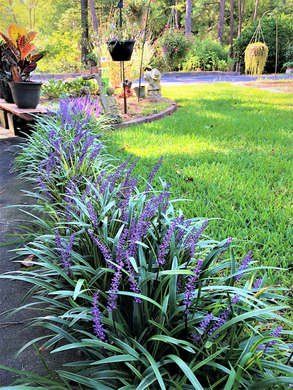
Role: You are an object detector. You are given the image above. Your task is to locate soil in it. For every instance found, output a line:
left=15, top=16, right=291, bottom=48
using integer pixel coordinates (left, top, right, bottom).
left=116, top=96, right=171, bottom=121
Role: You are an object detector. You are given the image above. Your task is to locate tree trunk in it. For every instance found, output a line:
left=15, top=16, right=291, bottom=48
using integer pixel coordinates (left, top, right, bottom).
left=237, top=0, right=244, bottom=38
left=89, top=0, right=99, bottom=35
left=253, top=0, right=259, bottom=21
left=81, top=0, right=89, bottom=65
left=218, top=0, right=226, bottom=43
left=229, top=0, right=234, bottom=45
left=185, top=0, right=192, bottom=36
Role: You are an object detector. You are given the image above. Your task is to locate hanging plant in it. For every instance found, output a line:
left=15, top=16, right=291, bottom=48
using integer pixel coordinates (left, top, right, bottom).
left=245, top=42, right=269, bottom=75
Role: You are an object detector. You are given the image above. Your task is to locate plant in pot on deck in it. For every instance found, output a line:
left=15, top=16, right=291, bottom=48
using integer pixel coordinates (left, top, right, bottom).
left=0, top=24, right=45, bottom=108
left=0, top=41, right=14, bottom=102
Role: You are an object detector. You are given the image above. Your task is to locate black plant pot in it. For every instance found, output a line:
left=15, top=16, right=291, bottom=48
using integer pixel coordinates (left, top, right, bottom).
left=9, top=81, right=42, bottom=109
left=107, top=40, right=135, bottom=62
left=0, top=79, right=14, bottom=103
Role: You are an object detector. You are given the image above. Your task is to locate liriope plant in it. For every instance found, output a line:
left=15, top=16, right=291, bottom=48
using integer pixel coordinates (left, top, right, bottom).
left=1, top=97, right=291, bottom=389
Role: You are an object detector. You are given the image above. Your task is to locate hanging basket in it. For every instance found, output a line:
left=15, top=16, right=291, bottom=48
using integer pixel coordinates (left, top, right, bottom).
left=107, top=40, right=135, bottom=62
left=244, top=42, right=269, bottom=75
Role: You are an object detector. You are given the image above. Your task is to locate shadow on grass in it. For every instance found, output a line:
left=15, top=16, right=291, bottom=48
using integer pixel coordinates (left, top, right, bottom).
left=106, top=85, right=292, bottom=285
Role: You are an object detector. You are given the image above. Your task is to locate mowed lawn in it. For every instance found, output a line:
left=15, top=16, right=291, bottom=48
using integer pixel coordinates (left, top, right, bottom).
left=106, top=83, right=293, bottom=285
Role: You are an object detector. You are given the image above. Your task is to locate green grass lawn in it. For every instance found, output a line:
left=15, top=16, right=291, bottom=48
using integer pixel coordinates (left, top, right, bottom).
left=106, top=83, right=293, bottom=285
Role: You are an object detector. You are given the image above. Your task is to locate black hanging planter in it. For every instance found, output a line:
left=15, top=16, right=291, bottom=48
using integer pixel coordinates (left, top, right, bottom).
left=9, top=81, right=42, bottom=109
left=0, top=79, right=14, bottom=103
left=107, top=40, right=135, bottom=62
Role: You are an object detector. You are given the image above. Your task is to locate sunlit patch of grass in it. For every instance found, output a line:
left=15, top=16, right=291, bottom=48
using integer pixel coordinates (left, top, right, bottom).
left=106, top=83, right=293, bottom=286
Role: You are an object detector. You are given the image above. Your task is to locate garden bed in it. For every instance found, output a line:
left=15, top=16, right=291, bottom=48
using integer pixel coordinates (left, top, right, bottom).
left=117, top=97, right=177, bottom=127
left=41, top=96, right=177, bottom=127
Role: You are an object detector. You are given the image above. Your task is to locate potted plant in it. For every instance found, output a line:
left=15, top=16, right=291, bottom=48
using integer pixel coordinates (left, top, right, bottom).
left=244, top=42, right=268, bottom=75
left=0, top=41, right=14, bottom=102
left=107, top=24, right=138, bottom=62
left=0, top=24, right=45, bottom=108
left=283, top=61, right=293, bottom=74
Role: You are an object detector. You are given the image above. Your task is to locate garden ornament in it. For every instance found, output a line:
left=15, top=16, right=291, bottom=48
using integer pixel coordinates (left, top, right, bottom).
left=83, top=74, right=121, bottom=122
left=119, top=80, right=133, bottom=98
left=144, top=67, right=162, bottom=97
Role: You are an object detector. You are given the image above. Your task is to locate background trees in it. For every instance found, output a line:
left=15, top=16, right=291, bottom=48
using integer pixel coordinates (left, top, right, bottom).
left=0, top=0, right=291, bottom=72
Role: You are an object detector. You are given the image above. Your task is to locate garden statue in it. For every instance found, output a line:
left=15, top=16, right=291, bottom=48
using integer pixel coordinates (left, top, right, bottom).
left=83, top=74, right=122, bottom=123
left=144, top=67, right=162, bottom=97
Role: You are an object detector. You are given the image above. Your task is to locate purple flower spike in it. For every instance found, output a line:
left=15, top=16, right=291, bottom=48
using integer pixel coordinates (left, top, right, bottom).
left=92, top=292, right=107, bottom=341
left=88, top=230, right=114, bottom=268
left=188, top=220, right=209, bottom=259
left=224, top=237, right=233, bottom=248
left=271, top=326, right=283, bottom=338
left=107, top=228, right=128, bottom=312
left=183, top=259, right=203, bottom=313
left=235, top=251, right=253, bottom=281
left=87, top=201, right=98, bottom=229
left=253, top=278, right=263, bottom=289
left=146, top=157, right=163, bottom=190
left=192, top=313, right=214, bottom=342
left=55, top=230, right=75, bottom=272
left=208, top=308, right=230, bottom=337
left=200, top=313, right=214, bottom=331
left=157, top=217, right=180, bottom=266
left=259, top=326, right=283, bottom=351
left=231, top=294, right=240, bottom=305
left=107, top=268, right=122, bottom=312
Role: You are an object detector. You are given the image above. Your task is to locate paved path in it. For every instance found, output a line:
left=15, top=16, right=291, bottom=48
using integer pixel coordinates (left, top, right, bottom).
left=33, top=71, right=293, bottom=85
left=0, top=138, right=69, bottom=385
left=160, top=71, right=293, bottom=85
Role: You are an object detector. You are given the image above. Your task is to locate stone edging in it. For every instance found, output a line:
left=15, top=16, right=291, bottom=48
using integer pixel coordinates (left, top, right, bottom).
left=116, top=101, right=177, bottom=129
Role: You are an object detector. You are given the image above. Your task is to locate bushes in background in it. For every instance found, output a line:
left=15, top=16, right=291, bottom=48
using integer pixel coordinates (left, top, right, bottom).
left=154, top=34, right=232, bottom=72
left=183, top=38, right=231, bottom=71
left=1, top=98, right=291, bottom=388
left=157, top=29, right=190, bottom=71
left=234, top=14, right=293, bottom=73
left=42, top=77, right=99, bottom=99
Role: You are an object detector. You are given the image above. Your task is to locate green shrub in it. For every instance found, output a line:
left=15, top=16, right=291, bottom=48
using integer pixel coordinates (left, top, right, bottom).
left=158, top=29, right=190, bottom=71
left=183, top=38, right=229, bottom=71
left=42, top=77, right=99, bottom=99
left=234, top=14, right=293, bottom=73
left=1, top=97, right=291, bottom=389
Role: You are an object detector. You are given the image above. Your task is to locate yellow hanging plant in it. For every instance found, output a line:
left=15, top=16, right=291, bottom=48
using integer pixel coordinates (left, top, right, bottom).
left=244, top=42, right=269, bottom=75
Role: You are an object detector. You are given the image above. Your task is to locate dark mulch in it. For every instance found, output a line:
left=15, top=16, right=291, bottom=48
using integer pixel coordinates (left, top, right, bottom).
left=0, top=138, right=68, bottom=385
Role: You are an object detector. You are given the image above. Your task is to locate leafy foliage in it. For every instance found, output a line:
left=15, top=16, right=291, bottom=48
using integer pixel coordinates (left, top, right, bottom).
left=183, top=38, right=230, bottom=71
left=2, top=96, right=291, bottom=388
left=42, top=77, right=99, bottom=99
left=234, top=14, right=293, bottom=73
left=157, top=29, right=190, bottom=71
left=245, top=42, right=269, bottom=75
left=0, top=23, right=44, bottom=81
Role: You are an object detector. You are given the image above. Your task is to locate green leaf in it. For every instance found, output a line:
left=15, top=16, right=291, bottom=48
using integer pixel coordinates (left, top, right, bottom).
left=149, top=335, right=196, bottom=353
left=223, top=366, right=237, bottom=390
left=116, top=291, right=164, bottom=311
left=73, top=279, right=85, bottom=300
left=165, top=355, right=204, bottom=389
left=57, top=370, right=113, bottom=389
left=131, top=339, right=166, bottom=390
left=90, top=354, right=138, bottom=366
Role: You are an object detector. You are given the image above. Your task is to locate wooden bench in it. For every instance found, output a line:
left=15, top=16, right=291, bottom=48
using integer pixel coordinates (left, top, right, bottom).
left=0, top=99, right=48, bottom=138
